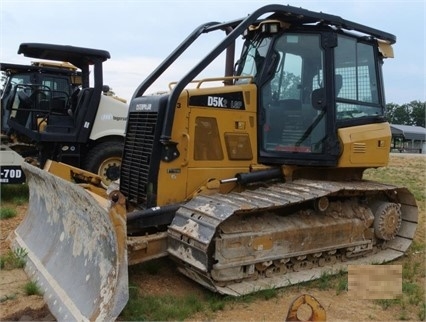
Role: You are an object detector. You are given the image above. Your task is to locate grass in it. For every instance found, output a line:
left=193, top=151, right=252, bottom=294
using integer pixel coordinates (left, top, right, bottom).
left=0, top=184, right=29, bottom=268
left=0, top=184, right=29, bottom=203
left=402, top=261, right=422, bottom=280
left=403, top=282, right=423, bottom=305
left=374, top=298, right=401, bottom=310
left=122, top=286, right=204, bottom=321
left=419, top=302, right=426, bottom=321
left=0, top=207, right=17, bottom=219
left=295, top=269, right=349, bottom=296
left=364, top=154, right=425, bottom=320
left=410, top=239, right=426, bottom=253
left=0, top=293, right=17, bottom=303
left=336, top=275, right=348, bottom=295
left=120, top=284, right=281, bottom=321
left=24, top=281, right=42, bottom=296
left=0, top=184, right=29, bottom=219
left=0, top=248, right=27, bottom=269
left=316, top=270, right=334, bottom=290
left=205, top=293, right=226, bottom=312
left=364, top=155, right=426, bottom=203
left=235, top=287, right=279, bottom=303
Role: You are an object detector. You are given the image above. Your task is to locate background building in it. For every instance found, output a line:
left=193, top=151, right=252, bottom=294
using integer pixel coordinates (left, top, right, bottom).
left=390, top=124, right=426, bottom=154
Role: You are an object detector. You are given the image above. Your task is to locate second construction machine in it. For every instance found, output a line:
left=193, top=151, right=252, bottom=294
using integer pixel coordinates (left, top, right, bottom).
left=14, top=4, right=418, bottom=321
left=1, top=43, right=128, bottom=186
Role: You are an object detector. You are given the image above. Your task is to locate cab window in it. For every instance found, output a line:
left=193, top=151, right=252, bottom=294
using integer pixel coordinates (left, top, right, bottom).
left=334, top=35, right=382, bottom=120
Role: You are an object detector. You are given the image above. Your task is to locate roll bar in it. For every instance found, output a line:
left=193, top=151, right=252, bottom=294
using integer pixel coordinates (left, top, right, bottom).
left=131, top=4, right=396, bottom=145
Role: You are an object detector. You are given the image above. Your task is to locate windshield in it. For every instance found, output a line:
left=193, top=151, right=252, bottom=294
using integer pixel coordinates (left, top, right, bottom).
left=236, top=37, right=272, bottom=82
left=2, top=74, right=31, bottom=97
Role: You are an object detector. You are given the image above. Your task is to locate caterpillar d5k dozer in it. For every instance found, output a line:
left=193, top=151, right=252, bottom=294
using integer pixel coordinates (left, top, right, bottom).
left=13, top=4, right=418, bottom=321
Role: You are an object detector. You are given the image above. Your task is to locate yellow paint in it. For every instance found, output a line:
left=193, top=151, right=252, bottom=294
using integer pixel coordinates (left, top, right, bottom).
left=378, top=40, right=394, bottom=58
left=286, top=294, right=326, bottom=321
left=156, top=84, right=260, bottom=205
left=252, top=236, right=273, bottom=251
left=338, top=122, right=391, bottom=167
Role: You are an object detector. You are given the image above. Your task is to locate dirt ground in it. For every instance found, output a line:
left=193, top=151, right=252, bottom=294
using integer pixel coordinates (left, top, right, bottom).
left=0, top=204, right=54, bottom=321
left=0, top=154, right=424, bottom=321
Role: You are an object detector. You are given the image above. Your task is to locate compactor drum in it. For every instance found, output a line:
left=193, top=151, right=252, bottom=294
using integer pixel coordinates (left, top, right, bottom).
left=13, top=4, right=418, bottom=321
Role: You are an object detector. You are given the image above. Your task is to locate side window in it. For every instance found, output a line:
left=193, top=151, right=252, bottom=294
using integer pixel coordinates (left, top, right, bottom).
left=335, top=36, right=382, bottom=120
left=40, top=76, right=71, bottom=112
left=2, top=74, right=29, bottom=100
left=9, top=75, right=31, bottom=93
left=42, top=76, right=71, bottom=97
left=194, top=117, right=223, bottom=160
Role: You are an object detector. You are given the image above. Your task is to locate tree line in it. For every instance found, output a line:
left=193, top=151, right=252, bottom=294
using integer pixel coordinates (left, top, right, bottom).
left=385, top=101, right=425, bottom=127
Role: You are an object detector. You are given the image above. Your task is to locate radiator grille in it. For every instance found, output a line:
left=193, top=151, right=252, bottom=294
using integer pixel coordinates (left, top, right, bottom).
left=120, top=111, right=158, bottom=205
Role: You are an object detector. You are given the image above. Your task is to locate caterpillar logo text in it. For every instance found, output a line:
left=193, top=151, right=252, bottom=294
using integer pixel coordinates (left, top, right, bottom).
left=136, top=103, right=152, bottom=111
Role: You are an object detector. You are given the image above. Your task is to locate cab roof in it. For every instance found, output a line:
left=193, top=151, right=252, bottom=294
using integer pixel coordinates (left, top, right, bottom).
left=212, top=4, right=396, bottom=44
left=18, top=43, right=111, bottom=69
left=1, top=62, right=81, bottom=76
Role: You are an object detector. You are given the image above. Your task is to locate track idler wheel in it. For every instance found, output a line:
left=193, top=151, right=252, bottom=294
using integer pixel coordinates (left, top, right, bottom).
left=372, top=202, right=402, bottom=241
left=285, top=294, right=326, bottom=321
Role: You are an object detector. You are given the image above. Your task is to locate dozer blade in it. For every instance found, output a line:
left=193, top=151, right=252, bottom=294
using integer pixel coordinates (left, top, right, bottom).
left=12, top=162, right=129, bottom=321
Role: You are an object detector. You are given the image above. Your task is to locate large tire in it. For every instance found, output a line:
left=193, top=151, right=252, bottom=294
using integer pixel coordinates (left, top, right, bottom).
left=84, top=141, right=123, bottom=188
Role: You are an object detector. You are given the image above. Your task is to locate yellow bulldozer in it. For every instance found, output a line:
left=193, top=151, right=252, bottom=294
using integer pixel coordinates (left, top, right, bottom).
left=13, top=4, right=418, bottom=321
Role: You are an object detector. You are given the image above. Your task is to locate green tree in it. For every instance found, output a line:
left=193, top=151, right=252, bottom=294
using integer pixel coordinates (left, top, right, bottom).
left=385, top=101, right=425, bottom=126
left=386, top=103, right=411, bottom=125
left=408, top=101, right=426, bottom=127
left=385, top=103, right=400, bottom=123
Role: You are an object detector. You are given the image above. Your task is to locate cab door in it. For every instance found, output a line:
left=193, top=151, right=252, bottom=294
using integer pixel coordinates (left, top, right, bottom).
left=258, top=32, right=339, bottom=166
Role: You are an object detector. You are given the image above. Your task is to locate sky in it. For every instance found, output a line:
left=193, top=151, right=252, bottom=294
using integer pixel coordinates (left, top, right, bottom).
left=0, top=0, right=425, bottom=105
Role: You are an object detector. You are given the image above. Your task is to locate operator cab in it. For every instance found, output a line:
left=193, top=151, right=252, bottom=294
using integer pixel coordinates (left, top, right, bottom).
left=235, top=20, right=390, bottom=166
left=5, top=43, right=110, bottom=143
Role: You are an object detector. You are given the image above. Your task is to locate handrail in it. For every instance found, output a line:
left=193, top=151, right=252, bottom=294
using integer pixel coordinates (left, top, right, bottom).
left=195, top=76, right=254, bottom=88
left=167, top=76, right=254, bottom=90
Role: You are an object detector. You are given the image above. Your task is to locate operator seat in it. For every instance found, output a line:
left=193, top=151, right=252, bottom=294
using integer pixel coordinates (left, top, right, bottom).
left=12, top=91, right=33, bottom=129
left=335, top=74, right=343, bottom=97
left=268, top=99, right=303, bottom=148
left=67, top=87, right=81, bottom=116
left=44, top=88, right=94, bottom=133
